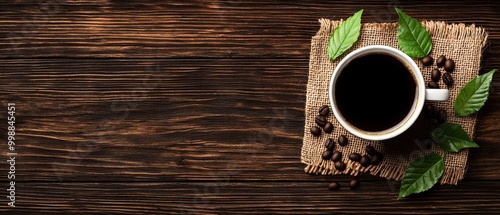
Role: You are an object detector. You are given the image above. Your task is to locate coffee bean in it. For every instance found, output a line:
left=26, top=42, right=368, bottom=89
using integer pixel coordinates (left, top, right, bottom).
left=443, top=72, right=454, bottom=87
left=315, top=115, right=327, bottom=127
left=331, top=151, right=342, bottom=162
left=436, top=55, right=446, bottom=67
left=431, top=69, right=441, bottom=81
left=323, top=122, right=333, bottom=133
left=437, top=109, right=447, bottom=124
left=324, top=138, right=335, bottom=151
left=310, top=126, right=321, bottom=136
left=328, top=182, right=340, bottom=191
left=423, top=103, right=435, bottom=118
left=360, top=155, right=371, bottom=167
left=322, top=150, right=333, bottom=160
left=319, top=105, right=330, bottom=116
left=365, top=145, right=376, bottom=155
left=427, top=80, right=439, bottom=89
left=349, top=153, right=362, bottom=162
left=421, top=55, right=433, bottom=66
left=334, top=160, right=346, bottom=171
left=338, top=135, right=348, bottom=146
left=444, top=59, right=455, bottom=72
left=349, top=179, right=360, bottom=190
left=370, top=153, right=383, bottom=165
left=421, top=139, right=434, bottom=150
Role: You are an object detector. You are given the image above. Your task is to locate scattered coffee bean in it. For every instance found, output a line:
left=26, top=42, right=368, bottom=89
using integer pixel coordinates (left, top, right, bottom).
left=431, top=69, right=441, bottom=81
left=423, top=103, right=435, bottom=118
left=421, top=55, right=433, bottom=66
left=370, top=153, right=383, bottom=165
left=437, top=109, right=447, bottom=124
left=427, top=80, right=439, bottom=89
left=421, top=139, right=434, bottom=150
left=349, top=153, right=362, bottom=162
left=334, top=160, right=346, bottom=171
left=436, top=55, right=446, bottom=67
left=315, top=115, right=327, bottom=127
left=338, top=135, right=348, bottom=146
left=324, top=138, right=335, bottom=151
left=323, top=122, right=333, bottom=133
left=322, top=150, right=333, bottom=160
left=360, top=155, right=371, bottom=167
left=328, top=182, right=340, bottom=191
left=443, top=72, right=454, bottom=87
left=444, top=59, right=455, bottom=72
left=349, top=179, right=360, bottom=190
left=310, top=126, right=321, bottom=136
left=365, top=145, right=376, bottom=156
left=319, top=105, right=330, bottom=116
left=331, top=151, right=342, bottom=162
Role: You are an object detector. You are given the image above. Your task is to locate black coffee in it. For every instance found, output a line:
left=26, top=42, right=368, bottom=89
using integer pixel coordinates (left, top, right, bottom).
left=335, top=53, right=416, bottom=132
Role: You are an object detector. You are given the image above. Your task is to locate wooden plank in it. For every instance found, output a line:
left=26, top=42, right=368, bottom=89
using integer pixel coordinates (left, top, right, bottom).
left=0, top=59, right=498, bottom=181
left=2, top=180, right=500, bottom=214
left=0, top=1, right=499, bottom=58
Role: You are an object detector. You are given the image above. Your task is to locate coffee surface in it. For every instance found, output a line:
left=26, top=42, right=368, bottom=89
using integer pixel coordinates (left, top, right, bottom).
left=335, top=53, right=416, bottom=132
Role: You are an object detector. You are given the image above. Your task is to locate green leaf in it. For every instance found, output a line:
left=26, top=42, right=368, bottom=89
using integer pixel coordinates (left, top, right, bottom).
left=395, top=8, right=432, bottom=58
left=454, top=69, right=497, bottom=116
left=398, top=153, right=444, bottom=199
left=430, top=123, right=479, bottom=152
left=327, top=9, right=363, bottom=62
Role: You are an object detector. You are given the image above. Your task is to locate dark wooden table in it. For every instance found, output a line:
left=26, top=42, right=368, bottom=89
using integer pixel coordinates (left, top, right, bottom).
left=1, top=1, right=499, bottom=214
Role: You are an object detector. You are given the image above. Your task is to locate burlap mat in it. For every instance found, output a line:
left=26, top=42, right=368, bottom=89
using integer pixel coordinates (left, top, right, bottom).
left=301, top=19, right=488, bottom=185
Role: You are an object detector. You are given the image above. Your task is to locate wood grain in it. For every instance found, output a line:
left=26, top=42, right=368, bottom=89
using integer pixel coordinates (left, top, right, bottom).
left=0, top=59, right=499, bottom=182
left=0, top=0, right=499, bottom=213
left=0, top=1, right=499, bottom=58
left=2, top=180, right=500, bottom=214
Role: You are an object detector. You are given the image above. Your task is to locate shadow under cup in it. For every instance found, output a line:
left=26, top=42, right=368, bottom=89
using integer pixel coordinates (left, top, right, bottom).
left=329, top=45, right=425, bottom=141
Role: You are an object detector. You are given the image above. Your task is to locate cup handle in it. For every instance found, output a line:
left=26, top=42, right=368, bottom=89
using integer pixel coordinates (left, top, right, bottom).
left=425, top=89, right=449, bottom=101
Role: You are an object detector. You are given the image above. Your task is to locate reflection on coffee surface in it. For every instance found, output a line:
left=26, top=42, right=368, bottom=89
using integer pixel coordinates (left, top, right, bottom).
left=335, top=53, right=416, bottom=132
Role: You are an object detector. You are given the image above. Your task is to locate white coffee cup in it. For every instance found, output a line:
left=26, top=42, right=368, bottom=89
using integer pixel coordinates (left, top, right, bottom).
left=328, top=45, right=448, bottom=141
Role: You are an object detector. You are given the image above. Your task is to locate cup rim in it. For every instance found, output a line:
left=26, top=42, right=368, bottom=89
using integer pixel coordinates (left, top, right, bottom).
left=328, top=45, right=426, bottom=141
